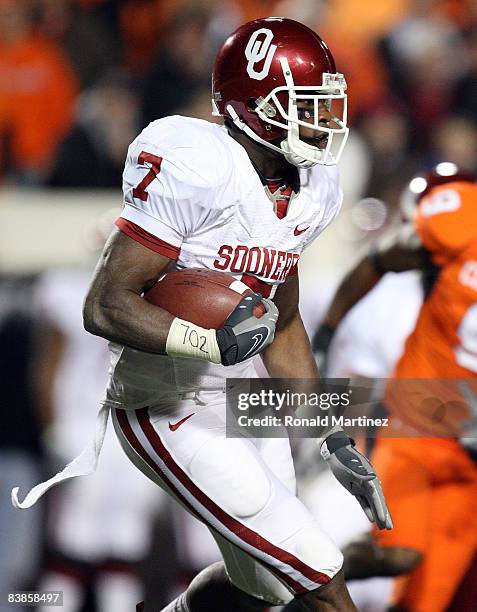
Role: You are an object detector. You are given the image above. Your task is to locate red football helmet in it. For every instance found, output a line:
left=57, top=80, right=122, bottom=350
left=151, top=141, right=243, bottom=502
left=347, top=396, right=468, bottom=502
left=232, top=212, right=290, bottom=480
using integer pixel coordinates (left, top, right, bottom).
left=212, top=17, right=348, bottom=168
left=400, top=162, right=476, bottom=220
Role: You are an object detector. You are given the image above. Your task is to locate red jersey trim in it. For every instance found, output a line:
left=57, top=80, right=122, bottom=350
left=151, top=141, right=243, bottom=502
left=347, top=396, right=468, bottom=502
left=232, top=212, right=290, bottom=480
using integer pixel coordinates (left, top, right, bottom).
left=116, top=218, right=180, bottom=259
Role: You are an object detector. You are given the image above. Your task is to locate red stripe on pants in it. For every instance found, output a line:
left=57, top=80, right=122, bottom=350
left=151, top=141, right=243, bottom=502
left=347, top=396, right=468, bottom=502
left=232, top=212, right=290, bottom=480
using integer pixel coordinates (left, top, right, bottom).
left=135, top=408, right=331, bottom=590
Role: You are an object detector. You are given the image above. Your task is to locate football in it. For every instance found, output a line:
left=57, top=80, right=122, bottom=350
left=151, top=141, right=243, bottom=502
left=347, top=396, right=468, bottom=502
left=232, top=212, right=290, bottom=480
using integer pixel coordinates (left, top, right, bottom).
left=144, top=268, right=266, bottom=329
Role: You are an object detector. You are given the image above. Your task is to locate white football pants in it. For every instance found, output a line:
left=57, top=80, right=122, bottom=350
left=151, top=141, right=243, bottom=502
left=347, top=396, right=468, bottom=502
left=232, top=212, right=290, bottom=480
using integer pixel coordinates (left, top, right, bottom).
left=112, top=392, right=342, bottom=605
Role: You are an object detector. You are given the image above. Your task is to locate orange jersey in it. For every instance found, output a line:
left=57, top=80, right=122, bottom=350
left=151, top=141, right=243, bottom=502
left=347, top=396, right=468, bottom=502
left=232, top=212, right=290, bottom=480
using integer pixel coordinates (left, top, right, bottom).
left=386, top=182, right=477, bottom=436
left=0, top=33, right=77, bottom=172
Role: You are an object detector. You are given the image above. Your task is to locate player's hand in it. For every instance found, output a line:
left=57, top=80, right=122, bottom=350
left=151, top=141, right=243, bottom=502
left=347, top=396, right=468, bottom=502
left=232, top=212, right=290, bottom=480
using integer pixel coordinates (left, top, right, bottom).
left=312, top=322, right=335, bottom=374
left=320, top=431, right=393, bottom=530
left=216, top=293, right=278, bottom=365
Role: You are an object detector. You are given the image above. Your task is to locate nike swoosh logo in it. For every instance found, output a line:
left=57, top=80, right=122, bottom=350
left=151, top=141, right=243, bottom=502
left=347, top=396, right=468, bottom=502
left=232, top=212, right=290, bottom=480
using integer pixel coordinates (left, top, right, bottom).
left=243, top=332, right=264, bottom=359
left=168, top=413, right=195, bottom=432
left=294, top=225, right=310, bottom=236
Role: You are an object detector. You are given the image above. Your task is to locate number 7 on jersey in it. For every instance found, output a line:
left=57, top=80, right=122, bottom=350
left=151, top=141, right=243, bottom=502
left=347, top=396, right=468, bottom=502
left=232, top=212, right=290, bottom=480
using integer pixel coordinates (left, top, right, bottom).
left=133, top=151, right=163, bottom=202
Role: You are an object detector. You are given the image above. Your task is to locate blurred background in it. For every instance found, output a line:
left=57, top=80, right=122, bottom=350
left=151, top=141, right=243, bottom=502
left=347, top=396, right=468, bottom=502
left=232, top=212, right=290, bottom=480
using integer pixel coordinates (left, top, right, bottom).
left=0, top=0, right=476, bottom=611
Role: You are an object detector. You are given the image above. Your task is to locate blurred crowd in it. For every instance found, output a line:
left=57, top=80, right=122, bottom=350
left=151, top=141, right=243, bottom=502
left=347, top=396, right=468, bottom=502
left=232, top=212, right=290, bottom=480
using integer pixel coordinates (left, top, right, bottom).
left=0, top=0, right=475, bottom=208
left=1, top=1, right=477, bottom=611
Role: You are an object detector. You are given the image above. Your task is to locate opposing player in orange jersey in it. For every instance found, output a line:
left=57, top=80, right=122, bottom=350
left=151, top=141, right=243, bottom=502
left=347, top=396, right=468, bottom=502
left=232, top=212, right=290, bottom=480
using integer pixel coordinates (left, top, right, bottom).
left=313, top=163, right=477, bottom=612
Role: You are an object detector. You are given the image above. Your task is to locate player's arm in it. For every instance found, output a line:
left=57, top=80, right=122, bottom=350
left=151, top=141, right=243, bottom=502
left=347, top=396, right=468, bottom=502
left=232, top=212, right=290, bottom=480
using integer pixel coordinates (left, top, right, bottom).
left=261, top=273, right=319, bottom=378
left=313, top=239, right=430, bottom=358
left=83, top=229, right=176, bottom=353
left=84, top=229, right=277, bottom=364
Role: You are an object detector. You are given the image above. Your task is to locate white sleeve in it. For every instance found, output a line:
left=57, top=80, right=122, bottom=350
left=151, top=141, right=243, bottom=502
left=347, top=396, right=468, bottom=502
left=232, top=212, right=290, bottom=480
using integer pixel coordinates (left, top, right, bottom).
left=118, top=141, right=220, bottom=257
left=327, top=317, right=388, bottom=378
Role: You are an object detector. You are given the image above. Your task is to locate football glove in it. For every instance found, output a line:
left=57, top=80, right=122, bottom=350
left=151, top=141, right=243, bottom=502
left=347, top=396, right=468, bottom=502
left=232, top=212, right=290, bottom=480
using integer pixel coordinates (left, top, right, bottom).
left=216, top=293, right=278, bottom=365
left=320, top=431, right=393, bottom=530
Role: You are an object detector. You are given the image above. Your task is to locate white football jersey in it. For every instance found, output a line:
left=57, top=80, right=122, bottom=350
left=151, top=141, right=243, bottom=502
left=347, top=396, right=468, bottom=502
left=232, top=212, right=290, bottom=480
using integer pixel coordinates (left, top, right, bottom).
left=108, top=116, right=343, bottom=408
left=327, top=271, right=424, bottom=378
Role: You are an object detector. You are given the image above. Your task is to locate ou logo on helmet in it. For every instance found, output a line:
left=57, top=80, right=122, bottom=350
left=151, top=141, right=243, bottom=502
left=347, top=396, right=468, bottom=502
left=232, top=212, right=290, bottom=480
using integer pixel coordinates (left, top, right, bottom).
left=244, top=28, right=277, bottom=80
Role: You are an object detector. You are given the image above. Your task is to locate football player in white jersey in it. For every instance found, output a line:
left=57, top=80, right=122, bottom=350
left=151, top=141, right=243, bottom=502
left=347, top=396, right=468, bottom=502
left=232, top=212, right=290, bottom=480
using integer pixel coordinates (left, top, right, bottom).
left=83, top=17, right=394, bottom=612
left=13, top=17, right=391, bottom=612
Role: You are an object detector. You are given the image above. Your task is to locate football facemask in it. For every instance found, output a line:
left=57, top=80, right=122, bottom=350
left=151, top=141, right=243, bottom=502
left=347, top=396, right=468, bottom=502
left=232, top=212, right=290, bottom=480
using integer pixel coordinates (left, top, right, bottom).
left=221, top=62, right=348, bottom=168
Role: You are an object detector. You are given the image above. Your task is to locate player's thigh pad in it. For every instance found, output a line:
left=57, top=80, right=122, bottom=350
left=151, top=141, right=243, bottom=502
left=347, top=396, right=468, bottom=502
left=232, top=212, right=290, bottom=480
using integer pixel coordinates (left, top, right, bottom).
left=188, top=436, right=271, bottom=517
left=112, top=405, right=342, bottom=600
